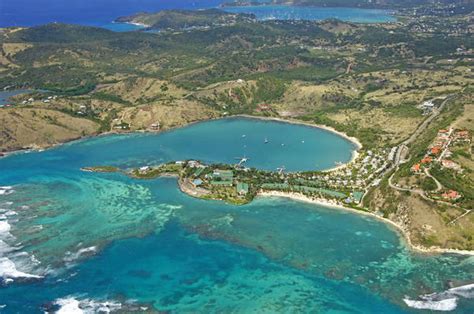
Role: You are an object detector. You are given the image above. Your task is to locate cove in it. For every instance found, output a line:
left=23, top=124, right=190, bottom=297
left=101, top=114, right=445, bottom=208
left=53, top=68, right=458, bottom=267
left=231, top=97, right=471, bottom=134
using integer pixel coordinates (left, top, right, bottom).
left=0, top=118, right=473, bottom=313
left=222, top=5, right=396, bottom=23
left=0, top=117, right=357, bottom=175
left=0, top=90, right=33, bottom=106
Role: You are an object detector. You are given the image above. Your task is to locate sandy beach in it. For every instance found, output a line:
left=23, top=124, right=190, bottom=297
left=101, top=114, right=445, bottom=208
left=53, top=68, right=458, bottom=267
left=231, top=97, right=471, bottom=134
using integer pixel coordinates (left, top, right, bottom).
left=236, top=114, right=363, bottom=150
left=3, top=114, right=472, bottom=256
left=257, top=190, right=474, bottom=256
left=236, top=114, right=362, bottom=172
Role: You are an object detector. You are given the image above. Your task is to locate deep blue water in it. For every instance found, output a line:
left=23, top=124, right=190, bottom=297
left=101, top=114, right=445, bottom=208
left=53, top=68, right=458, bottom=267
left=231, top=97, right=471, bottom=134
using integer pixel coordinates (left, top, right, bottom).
left=0, top=118, right=473, bottom=313
left=0, top=0, right=395, bottom=29
left=0, top=0, right=225, bottom=28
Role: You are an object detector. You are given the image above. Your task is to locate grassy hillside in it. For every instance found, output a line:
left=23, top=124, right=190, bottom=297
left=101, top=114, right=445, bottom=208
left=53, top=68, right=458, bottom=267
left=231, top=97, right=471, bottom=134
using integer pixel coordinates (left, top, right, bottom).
left=0, top=12, right=472, bottom=152
left=0, top=9, right=472, bottom=249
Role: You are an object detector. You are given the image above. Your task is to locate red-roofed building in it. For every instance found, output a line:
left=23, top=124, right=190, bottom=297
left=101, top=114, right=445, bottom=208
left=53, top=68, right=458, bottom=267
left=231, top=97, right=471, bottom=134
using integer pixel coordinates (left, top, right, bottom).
left=455, top=130, right=470, bottom=142
left=421, top=156, right=432, bottom=164
left=430, top=146, right=442, bottom=155
left=411, top=163, right=421, bottom=173
left=442, top=190, right=461, bottom=201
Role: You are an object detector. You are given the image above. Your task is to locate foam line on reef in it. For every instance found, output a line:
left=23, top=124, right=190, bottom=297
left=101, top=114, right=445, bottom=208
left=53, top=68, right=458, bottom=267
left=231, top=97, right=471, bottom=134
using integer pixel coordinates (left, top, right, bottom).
left=403, top=297, right=458, bottom=311
left=0, top=186, right=14, bottom=196
left=0, top=203, right=43, bottom=282
left=53, top=296, right=131, bottom=314
left=403, top=283, right=474, bottom=311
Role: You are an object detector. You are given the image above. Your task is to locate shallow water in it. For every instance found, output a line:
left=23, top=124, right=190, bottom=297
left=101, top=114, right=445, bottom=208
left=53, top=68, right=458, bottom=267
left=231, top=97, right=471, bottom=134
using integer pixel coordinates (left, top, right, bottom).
left=0, top=118, right=473, bottom=313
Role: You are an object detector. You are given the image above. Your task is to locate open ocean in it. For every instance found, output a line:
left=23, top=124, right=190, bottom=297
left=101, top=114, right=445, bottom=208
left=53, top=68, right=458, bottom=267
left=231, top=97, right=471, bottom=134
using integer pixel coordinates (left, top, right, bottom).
left=0, top=0, right=225, bottom=27
left=0, top=0, right=395, bottom=29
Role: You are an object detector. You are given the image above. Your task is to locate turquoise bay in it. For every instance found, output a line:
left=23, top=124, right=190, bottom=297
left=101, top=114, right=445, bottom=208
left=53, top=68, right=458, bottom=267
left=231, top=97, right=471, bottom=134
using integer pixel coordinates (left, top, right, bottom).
left=0, top=118, right=473, bottom=313
left=223, top=5, right=396, bottom=23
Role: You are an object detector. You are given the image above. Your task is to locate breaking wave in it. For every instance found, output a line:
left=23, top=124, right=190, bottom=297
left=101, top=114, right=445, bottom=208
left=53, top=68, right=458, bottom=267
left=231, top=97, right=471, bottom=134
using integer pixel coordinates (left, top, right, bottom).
left=159, top=203, right=183, bottom=211
left=404, top=283, right=474, bottom=311
left=0, top=258, right=42, bottom=280
left=54, top=296, right=122, bottom=314
left=0, top=204, right=43, bottom=283
left=403, top=297, right=458, bottom=311
left=0, top=186, right=14, bottom=196
left=64, top=246, right=98, bottom=264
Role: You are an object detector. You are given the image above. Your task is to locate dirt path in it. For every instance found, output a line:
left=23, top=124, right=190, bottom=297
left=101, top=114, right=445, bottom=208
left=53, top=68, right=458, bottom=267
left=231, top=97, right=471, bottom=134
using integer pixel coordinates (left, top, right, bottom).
left=424, top=168, right=443, bottom=192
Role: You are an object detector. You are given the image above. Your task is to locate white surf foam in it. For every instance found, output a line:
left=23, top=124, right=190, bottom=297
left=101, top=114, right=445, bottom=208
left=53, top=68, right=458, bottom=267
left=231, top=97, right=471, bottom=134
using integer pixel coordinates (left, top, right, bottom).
left=0, top=187, right=13, bottom=196
left=4, top=210, right=17, bottom=216
left=404, top=283, right=474, bottom=311
left=54, top=297, right=122, bottom=314
left=159, top=203, right=183, bottom=210
left=64, top=246, right=97, bottom=263
left=55, top=297, right=83, bottom=314
left=0, top=257, right=42, bottom=279
left=0, top=221, right=11, bottom=234
left=0, top=240, right=15, bottom=254
left=0, top=205, right=44, bottom=282
left=404, top=297, right=458, bottom=311
left=448, top=283, right=474, bottom=298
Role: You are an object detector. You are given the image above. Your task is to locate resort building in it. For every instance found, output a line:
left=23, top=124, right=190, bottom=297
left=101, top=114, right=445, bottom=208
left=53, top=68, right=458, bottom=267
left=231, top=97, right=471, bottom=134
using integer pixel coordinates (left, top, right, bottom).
left=442, top=190, right=461, bottom=201
left=430, top=146, right=442, bottom=156
left=210, top=170, right=234, bottom=186
left=441, top=159, right=461, bottom=171
left=421, top=156, right=433, bottom=164
left=455, top=130, right=470, bottom=142
left=411, top=163, right=421, bottom=173
left=236, top=182, right=249, bottom=196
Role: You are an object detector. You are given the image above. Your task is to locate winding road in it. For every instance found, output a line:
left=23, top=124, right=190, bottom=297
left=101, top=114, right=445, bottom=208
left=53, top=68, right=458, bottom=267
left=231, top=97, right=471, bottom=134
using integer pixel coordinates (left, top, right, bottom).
left=386, top=95, right=472, bottom=224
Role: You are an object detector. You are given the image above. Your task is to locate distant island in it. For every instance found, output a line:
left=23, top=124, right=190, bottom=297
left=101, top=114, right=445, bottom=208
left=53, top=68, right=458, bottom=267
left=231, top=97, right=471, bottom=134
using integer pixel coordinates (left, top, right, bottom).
left=115, top=9, right=256, bottom=31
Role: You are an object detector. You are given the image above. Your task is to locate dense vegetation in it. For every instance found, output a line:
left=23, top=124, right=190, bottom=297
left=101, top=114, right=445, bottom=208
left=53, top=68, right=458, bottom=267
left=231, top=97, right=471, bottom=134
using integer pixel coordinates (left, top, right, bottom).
left=116, top=9, right=256, bottom=30
left=2, top=14, right=472, bottom=92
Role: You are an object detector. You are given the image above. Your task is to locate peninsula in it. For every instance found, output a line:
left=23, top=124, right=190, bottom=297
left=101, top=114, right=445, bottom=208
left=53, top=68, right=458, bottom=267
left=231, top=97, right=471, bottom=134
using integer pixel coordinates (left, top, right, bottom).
left=1, top=4, right=473, bottom=252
